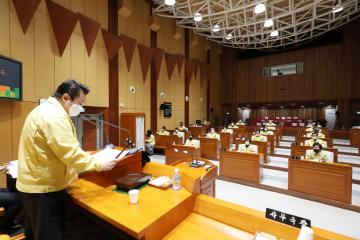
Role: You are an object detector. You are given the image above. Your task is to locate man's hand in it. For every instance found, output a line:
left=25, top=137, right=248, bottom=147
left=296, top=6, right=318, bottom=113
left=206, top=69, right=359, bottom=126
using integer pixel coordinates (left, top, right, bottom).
left=100, top=158, right=118, bottom=171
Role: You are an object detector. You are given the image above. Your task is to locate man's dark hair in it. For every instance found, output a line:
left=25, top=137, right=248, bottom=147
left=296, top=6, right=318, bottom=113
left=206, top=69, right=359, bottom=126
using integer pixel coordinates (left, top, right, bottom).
left=312, top=142, right=322, bottom=149
left=53, top=80, right=90, bottom=100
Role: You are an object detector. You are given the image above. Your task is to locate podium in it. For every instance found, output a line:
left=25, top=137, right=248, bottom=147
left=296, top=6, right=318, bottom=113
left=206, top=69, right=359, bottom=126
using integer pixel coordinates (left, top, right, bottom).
left=120, top=113, right=145, bottom=150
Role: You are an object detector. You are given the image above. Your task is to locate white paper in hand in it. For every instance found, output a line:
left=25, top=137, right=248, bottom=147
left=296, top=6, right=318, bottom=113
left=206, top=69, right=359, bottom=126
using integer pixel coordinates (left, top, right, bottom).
left=92, top=148, right=129, bottom=161
left=7, top=160, right=18, bottom=179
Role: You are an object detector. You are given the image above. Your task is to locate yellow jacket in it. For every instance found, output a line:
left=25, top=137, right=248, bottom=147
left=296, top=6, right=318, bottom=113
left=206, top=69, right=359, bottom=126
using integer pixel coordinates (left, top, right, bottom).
left=304, top=139, right=327, bottom=148
left=146, top=134, right=156, bottom=145
left=305, top=150, right=329, bottom=162
left=158, top=130, right=170, bottom=136
left=206, top=132, right=220, bottom=140
left=238, top=144, right=258, bottom=153
left=251, top=135, right=267, bottom=142
left=184, top=139, right=200, bottom=148
left=17, top=97, right=104, bottom=193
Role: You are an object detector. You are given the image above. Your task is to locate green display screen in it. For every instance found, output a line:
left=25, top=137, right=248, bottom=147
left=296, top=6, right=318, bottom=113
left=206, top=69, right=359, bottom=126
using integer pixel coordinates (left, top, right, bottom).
left=0, top=55, right=22, bottom=101
left=163, top=102, right=172, bottom=117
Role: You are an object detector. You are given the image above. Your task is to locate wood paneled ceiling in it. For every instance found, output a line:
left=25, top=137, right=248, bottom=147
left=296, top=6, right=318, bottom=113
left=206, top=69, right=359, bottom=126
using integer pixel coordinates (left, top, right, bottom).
left=152, top=0, right=360, bottom=49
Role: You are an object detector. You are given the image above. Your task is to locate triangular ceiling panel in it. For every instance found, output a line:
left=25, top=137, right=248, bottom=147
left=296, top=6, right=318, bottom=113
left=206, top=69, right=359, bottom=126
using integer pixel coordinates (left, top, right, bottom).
left=120, top=35, right=137, bottom=71
left=78, top=13, right=100, bottom=56
left=46, top=0, right=78, bottom=56
left=137, top=44, right=155, bottom=82
left=101, top=28, right=122, bottom=60
left=12, top=0, right=41, bottom=33
left=164, top=53, right=177, bottom=80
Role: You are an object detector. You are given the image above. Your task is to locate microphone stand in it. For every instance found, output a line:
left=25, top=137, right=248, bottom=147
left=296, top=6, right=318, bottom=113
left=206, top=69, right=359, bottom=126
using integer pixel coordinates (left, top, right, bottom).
left=79, top=114, right=137, bottom=154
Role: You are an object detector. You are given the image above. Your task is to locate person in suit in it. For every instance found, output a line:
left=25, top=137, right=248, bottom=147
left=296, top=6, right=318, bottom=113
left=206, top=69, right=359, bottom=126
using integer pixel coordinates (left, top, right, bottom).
left=178, top=122, right=188, bottom=132
left=145, top=129, right=156, bottom=155
left=184, top=135, right=200, bottom=148
left=238, top=138, right=258, bottom=153
left=206, top=128, right=220, bottom=140
left=158, top=126, right=170, bottom=136
left=305, top=143, right=329, bottom=162
left=305, top=132, right=327, bottom=147
left=251, top=130, right=267, bottom=142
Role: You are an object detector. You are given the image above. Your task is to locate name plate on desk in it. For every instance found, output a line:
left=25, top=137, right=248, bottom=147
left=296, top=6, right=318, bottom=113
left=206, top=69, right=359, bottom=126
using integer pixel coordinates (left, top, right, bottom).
left=265, top=208, right=311, bottom=229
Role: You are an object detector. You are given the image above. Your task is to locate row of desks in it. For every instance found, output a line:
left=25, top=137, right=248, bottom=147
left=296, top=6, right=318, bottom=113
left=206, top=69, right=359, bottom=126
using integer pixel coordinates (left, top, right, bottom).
left=69, top=150, right=354, bottom=240
left=219, top=151, right=352, bottom=204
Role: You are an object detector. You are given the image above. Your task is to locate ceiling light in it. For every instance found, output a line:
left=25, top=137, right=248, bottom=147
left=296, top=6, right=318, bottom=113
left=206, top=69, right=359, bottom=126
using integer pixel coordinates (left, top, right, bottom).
left=264, top=19, right=273, bottom=27
left=194, top=12, right=202, bottom=22
left=254, top=3, right=266, bottom=14
left=164, top=0, right=175, bottom=6
left=225, top=33, right=232, bottom=40
left=301, top=105, right=305, bottom=108
left=332, top=4, right=343, bottom=13
left=212, top=24, right=220, bottom=32
left=270, top=30, right=279, bottom=37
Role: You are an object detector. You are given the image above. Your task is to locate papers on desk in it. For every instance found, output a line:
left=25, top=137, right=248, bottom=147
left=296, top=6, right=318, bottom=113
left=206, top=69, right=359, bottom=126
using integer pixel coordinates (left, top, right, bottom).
left=7, top=160, right=18, bottom=179
left=254, top=232, right=277, bottom=240
left=92, top=148, right=129, bottom=161
left=148, top=176, right=172, bottom=189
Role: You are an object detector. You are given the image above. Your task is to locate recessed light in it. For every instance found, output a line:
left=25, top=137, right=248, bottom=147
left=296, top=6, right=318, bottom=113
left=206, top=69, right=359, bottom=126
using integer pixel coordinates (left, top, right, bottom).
left=264, top=19, right=273, bottom=28
left=225, top=33, right=232, bottom=40
left=254, top=3, right=266, bottom=14
left=301, top=105, right=305, bottom=108
left=212, top=24, right=220, bottom=32
left=332, top=4, right=343, bottom=13
left=194, top=12, right=202, bottom=22
left=164, top=0, right=175, bottom=6
left=270, top=30, right=279, bottom=37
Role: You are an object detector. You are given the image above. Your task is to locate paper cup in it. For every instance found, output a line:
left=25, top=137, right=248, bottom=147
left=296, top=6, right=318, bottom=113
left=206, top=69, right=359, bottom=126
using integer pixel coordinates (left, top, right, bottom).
left=128, top=189, right=139, bottom=204
left=297, top=226, right=314, bottom=240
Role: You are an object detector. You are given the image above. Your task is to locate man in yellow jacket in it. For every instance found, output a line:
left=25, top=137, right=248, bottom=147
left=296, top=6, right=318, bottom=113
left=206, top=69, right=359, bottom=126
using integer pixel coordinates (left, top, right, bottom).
left=17, top=80, right=117, bottom=240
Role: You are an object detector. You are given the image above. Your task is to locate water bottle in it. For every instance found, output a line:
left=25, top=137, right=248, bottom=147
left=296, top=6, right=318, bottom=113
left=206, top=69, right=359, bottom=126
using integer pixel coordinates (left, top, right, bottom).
left=172, top=168, right=181, bottom=190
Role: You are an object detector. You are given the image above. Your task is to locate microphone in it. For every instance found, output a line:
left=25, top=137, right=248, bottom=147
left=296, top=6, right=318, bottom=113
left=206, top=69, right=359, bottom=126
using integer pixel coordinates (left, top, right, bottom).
left=78, top=114, right=137, bottom=154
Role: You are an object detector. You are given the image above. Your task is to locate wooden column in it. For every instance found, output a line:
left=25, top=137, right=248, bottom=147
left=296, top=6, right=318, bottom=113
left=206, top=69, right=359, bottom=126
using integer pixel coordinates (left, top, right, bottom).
left=150, top=30, right=157, bottom=131
left=107, top=0, right=119, bottom=145
left=184, top=29, right=190, bottom=126
left=338, top=99, right=350, bottom=130
left=206, top=49, right=210, bottom=121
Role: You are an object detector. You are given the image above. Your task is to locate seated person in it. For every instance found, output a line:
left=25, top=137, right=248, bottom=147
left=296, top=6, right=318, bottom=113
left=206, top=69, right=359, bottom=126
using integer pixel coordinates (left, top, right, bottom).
left=251, top=130, right=267, bottom=142
left=184, top=135, right=200, bottom=148
left=305, top=143, right=332, bottom=162
left=304, top=132, right=327, bottom=147
left=178, top=121, right=188, bottom=132
left=173, top=128, right=185, bottom=143
left=265, top=120, right=276, bottom=127
left=145, top=129, right=156, bottom=155
left=306, top=122, right=322, bottom=132
left=236, top=120, right=245, bottom=126
left=228, top=122, right=238, bottom=129
left=306, top=130, right=325, bottom=139
left=206, top=128, right=220, bottom=140
left=260, top=127, right=274, bottom=135
left=238, top=138, right=258, bottom=153
left=221, top=126, right=233, bottom=134
left=158, top=126, right=170, bottom=135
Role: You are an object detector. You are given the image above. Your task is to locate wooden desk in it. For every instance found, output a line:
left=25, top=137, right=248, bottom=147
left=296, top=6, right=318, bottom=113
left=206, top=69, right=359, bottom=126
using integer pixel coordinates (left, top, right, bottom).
left=265, top=134, right=275, bottom=154
left=288, top=159, right=352, bottom=203
left=155, top=134, right=183, bottom=151
left=171, top=158, right=217, bottom=197
left=219, top=132, right=232, bottom=150
left=165, top=145, right=201, bottom=165
left=350, top=128, right=360, bottom=148
left=295, top=136, right=333, bottom=148
left=220, top=151, right=262, bottom=184
left=234, top=138, right=268, bottom=163
left=232, top=127, right=247, bottom=138
left=291, top=145, right=338, bottom=162
left=199, top=137, right=221, bottom=160
left=188, top=126, right=206, bottom=138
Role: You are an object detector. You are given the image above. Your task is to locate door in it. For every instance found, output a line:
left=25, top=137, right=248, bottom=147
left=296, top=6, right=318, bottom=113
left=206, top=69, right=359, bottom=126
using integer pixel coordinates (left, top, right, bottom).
left=325, top=107, right=336, bottom=129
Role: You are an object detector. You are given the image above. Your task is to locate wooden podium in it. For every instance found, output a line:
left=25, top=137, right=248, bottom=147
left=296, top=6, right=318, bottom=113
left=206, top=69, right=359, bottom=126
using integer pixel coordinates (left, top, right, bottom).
left=120, top=113, right=145, bottom=150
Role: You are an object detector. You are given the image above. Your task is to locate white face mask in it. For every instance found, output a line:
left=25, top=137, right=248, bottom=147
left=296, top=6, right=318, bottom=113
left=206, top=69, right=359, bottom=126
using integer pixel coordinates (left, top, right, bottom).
left=67, top=101, right=84, bottom=117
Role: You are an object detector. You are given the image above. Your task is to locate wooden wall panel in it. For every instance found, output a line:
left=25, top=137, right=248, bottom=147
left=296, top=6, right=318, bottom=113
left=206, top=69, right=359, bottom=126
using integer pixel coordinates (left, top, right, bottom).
left=0, top=0, right=10, bottom=56
left=0, top=102, right=13, bottom=187
left=220, top=20, right=360, bottom=106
